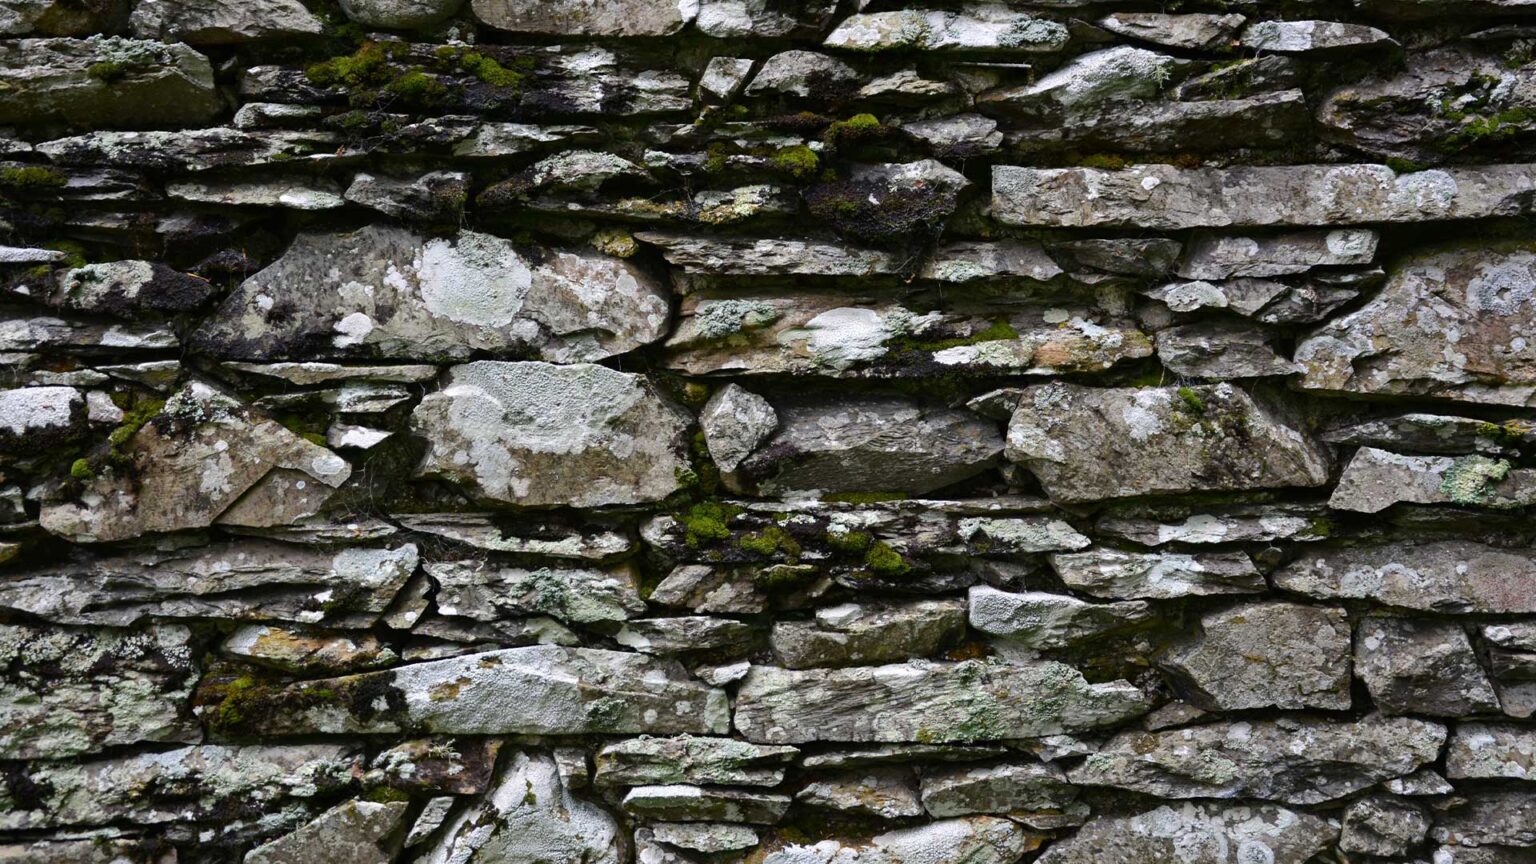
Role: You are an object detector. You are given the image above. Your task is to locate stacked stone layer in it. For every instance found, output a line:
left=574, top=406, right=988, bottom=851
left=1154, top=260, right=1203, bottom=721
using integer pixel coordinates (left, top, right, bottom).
left=2, top=1, right=1535, bottom=862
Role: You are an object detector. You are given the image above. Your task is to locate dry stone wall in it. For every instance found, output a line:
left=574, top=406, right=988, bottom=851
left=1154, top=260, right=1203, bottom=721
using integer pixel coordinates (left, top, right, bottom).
left=2, top=0, right=1536, bottom=862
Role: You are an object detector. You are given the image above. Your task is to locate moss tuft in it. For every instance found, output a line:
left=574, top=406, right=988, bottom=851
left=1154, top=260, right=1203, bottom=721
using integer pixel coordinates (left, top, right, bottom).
left=863, top=540, right=910, bottom=576
left=769, top=145, right=820, bottom=180
left=69, top=458, right=94, bottom=481
left=679, top=501, right=742, bottom=548
left=1176, top=387, right=1206, bottom=415
left=0, top=166, right=67, bottom=189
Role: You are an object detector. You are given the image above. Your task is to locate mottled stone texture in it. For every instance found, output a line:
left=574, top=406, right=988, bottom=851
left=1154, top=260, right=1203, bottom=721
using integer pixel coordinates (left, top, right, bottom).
left=0, top=2, right=1533, bottom=862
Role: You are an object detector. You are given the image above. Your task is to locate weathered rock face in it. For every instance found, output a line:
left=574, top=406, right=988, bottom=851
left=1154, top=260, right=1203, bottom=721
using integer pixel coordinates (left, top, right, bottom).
left=194, top=225, right=669, bottom=362
left=1160, top=601, right=1353, bottom=711
left=1037, top=803, right=1338, bottom=864
left=471, top=0, right=692, bottom=35
left=762, top=816, right=1037, bottom=864
left=130, top=0, right=323, bottom=44
left=1274, top=542, right=1536, bottom=613
left=1004, top=383, right=1330, bottom=503
left=0, top=36, right=220, bottom=128
left=245, top=799, right=407, bottom=864
left=1357, top=617, right=1501, bottom=716
left=1295, top=244, right=1536, bottom=407
left=595, top=737, right=797, bottom=787
left=410, top=361, right=690, bottom=507
left=1049, top=549, right=1264, bottom=599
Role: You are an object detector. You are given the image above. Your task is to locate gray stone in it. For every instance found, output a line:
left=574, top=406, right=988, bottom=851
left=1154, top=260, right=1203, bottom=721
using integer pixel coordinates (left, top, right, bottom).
left=0, top=622, right=197, bottom=759
left=734, top=659, right=1148, bottom=744
left=37, top=127, right=337, bottom=171
left=1177, top=229, right=1378, bottom=280
left=623, top=785, right=790, bottom=824
left=1071, top=715, right=1446, bottom=805
left=980, top=47, right=1190, bottom=120
left=1447, top=723, right=1536, bottom=780
left=167, top=175, right=346, bottom=209
left=42, top=383, right=351, bottom=543
left=769, top=599, right=966, bottom=668
left=739, top=396, right=1003, bottom=496
left=0, top=540, right=419, bottom=627
left=1357, top=617, right=1500, bottom=717
left=638, top=233, right=900, bottom=276
left=1242, top=19, right=1394, bottom=53
left=397, top=513, right=632, bottom=560
left=701, top=384, right=777, bottom=474
left=1156, top=321, right=1302, bottom=379
left=902, top=114, right=1003, bottom=157
left=245, top=799, right=408, bottom=864
left=1048, top=238, right=1183, bottom=277
left=1273, top=541, right=1536, bottom=614
left=411, top=362, right=690, bottom=507
left=1049, top=549, right=1265, bottom=599
left=968, top=587, right=1152, bottom=652
left=131, top=0, right=322, bottom=43
left=371, top=738, right=502, bottom=795
left=0, top=840, right=175, bottom=864
left=0, top=743, right=361, bottom=831
left=822, top=7, right=1069, bottom=52
left=0, top=37, right=220, bottom=128
left=340, top=0, right=463, bottom=28
left=344, top=172, right=468, bottom=223
left=406, top=797, right=455, bottom=847
left=993, top=163, right=1536, bottom=229
left=746, top=50, right=859, bottom=97
left=651, top=822, right=759, bottom=853
left=1017, top=91, right=1311, bottom=155
left=800, top=744, right=1008, bottom=770
left=418, top=751, right=623, bottom=864
left=696, top=0, right=837, bottom=38
left=615, top=617, right=760, bottom=656
left=1037, top=803, right=1337, bottom=864
left=0, top=385, right=85, bottom=450
left=424, top=560, right=644, bottom=627
left=761, top=817, right=1035, bottom=864
left=920, top=761, right=1076, bottom=818
left=595, top=736, right=797, bottom=787
left=472, top=0, right=692, bottom=34
left=1431, top=792, right=1536, bottom=848
left=210, top=646, right=729, bottom=736
left=797, top=767, right=923, bottom=819
left=49, top=260, right=216, bottom=318
left=1161, top=601, right=1352, bottom=711
left=223, top=624, right=399, bottom=675
left=1295, top=244, right=1536, bottom=407
left=194, top=225, right=669, bottom=362
left=1004, top=382, right=1330, bottom=504
left=699, top=56, right=753, bottom=103
left=1096, top=12, right=1246, bottom=51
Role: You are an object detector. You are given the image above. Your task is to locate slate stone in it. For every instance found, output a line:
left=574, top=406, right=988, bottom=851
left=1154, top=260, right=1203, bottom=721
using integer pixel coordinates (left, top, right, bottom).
left=1357, top=617, right=1501, bottom=717
left=1160, top=601, right=1352, bottom=711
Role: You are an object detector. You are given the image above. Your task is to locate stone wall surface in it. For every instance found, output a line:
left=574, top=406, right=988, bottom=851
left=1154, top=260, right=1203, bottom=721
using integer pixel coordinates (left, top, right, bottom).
left=1, top=0, right=1535, bottom=862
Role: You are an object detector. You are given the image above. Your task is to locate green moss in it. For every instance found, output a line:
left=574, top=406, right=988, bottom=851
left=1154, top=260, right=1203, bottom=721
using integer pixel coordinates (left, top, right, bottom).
left=1441, top=455, right=1514, bottom=507
left=1176, top=386, right=1206, bottom=415
left=1385, top=156, right=1427, bottom=173
left=364, top=786, right=412, bottom=803
left=679, top=501, right=743, bottom=548
left=385, top=69, right=447, bottom=104
left=826, top=529, right=872, bottom=555
left=895, top=318, right=1021, bottom=353
left=823, top=112, right=886, bottom=149
left=1076, top=153, right=1130, bottom=170
left=69, top=458, right=94, bottom=481
left=86, top=60, right=127, bottom=82
left=769, top=144, right=820, bottom=180
left=738, top=525, right=802, bottom=560
left=460, top=52, right=532, bottom=88
left=44, top=240, right=88, bottom=270
left=821, top=491, right=908, bottom=504
left=752, top=564, right=817, bottom=594
left=306, top=42, right=397, bottom=89
left=107, top=398, right=165, bottom=449
left=863, top=541, right=910, bottom=576
left=0, top=166, right=66, bottom=189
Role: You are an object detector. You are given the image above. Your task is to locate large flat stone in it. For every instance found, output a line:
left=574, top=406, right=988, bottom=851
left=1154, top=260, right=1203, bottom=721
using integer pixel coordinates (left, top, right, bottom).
left=1273, top=541, right=1536, bottom=614
left=0, top=36, right=220, bottom=128
left=1037, top=803, right=1337, bottom=864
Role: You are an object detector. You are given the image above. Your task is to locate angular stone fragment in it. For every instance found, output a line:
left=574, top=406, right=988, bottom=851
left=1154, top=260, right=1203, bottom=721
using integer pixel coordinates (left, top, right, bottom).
left=616, top=617, right=759, bottom=656
left=131, top=0, right=322, bottom=44
left=419, top=751, right=622, bottom=864
left=0, top=743, right=361, bottom=831
left=1339, top=795, right=1428, bottom=857
left=1021, top=91, right=1310, bottom=154
left=623, top=785, right=790, bottom=824
left=1325, top=415, right=1534, bottom=456
left=762, top=817, right=1035, bottom=864
left=637, top=232, right=900, bottom=276
left=770, top=599, right=966, bottom=668
left=1004, top=383, right=1329, bottom=504
left=1242, top=19, right=1394, bottom=54
left=823, top=6, right=1069, bottom=52
left=798, top=767, right=923, bottom=818
left=595, top=736, right=797, bottom=788
left=195, top=225, right=668, bottom=362
left=42, top=383, right=351, bottom=543
left=1048, top=237, right=1182, bottom=277
left=1431, top=791, right=1536, bottom=848
left=1071, top=715, right=1446, bottom=805
left=1036, top=803, right=1337, bottom=864
left=1162, top=601, right=1352, bottom=711
left=223, top=624, right=398, bottom=675
left=0, top=385, right=85, bottom=451
left=1296, top=244, right=1536, bottom=407
left=968, top=587, right=1152, bottom=652
left=1274, top=541, right=1536, bottom=614
left=425, top=560, right=644, bottom=627
left=167, top=175, right=344, bottom=209
left=0, top=540, right=418, bottom=627
left=1096, top=12, right=1245, bottom=50
left=49, top=260, right=216, bottom=318
left=339, top=0, right=463, bottom=28
left=0, top=622, right=197, bottom=759
left=734, top=659, right=1148, bottom=744
left=1447, top=723, right=1536, bottom=780
left=745, top=50, right=858, bottom=97
left=738, top=395, right=1002, bottom=496
left=920, top=762, right=1076, bottom=818
left=652, top=822, right=759, bottom=853
left=1356, top=617, right=1500, bottom=717
left=980, top=47, right=1189, bottom=120
left=345, top=171, right=468, bottom=223
left=411, top=362, right=690, bottom=507
left=696, top=0, right=836, bottom=38
left=993, top=163, right=1536, bottom=229
left=395, top=513, right=631, bottom=560
left=701, top=384, right=777, bottom=474
left=1178, top=230, right=1377, bottom=280
left=471, top=0, right=692, bottom=35
left=372, top=738, right=501, bottom=794
left=0, top=37, right=220, bottom=128
left=1156, top=321, right=1302, bottom=379
left=246, top=799, right=408, bottom=864
left=212, top=646, right=728, bottom=736
left=801, top=744, right=1008, bottom=770
left=36, top=127, right=336, bottom=171
left=1050, top=549, right=1264, bottom=599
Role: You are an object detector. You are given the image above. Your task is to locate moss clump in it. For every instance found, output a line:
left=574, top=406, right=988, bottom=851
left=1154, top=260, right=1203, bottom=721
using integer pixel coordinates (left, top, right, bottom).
left=769, top=144, right=820, bottom=180
left=826, top=529, right=872, bottom=554
left=679, top=501, right=742, bottom=548
left=753, top=564, right=818, bottom=594
left=863, top=540, right=910, bottom=576
left=107, top=398, right=165, bottom=449
left=897, top=318, right=1021, bottom=353
left=364, top=786, right=412, bottom=803
left=1176, top=387, right=1206, bottom=415
left=823, top=113, right=888, bottom=149
left=86, top=60, right=127, bottom=82
left=1441, top=455, right=1514, bottom=507
left=0, top=166, right=66, bottom=189
left=384, top=69, right=447, bottom=104
left=69, top=458, right=94, bottom=481
left=738, top=525, right=802, bottom=560
left=305, top=42, right=398, bottom=90
left=1076, top=153, right=1130, bottom=170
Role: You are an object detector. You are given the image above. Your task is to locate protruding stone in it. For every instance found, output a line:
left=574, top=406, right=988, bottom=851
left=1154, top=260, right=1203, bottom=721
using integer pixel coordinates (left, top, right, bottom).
left=761, top=817, right=1036, bottom=864
left=1430, top=791, right=1536, bottom=849
left=1178, top=230, right=1378, bottom=280
left=345, top=171, right=469, bottom=223
left=223, top=624, right=398, bottom=676
left=1049, top=549, right=1265, bottom=599
left=696, top=0, right=837, bottom=38
left=1004, top=383, right=1329, bottom=504
left=622, top=786, right=790, bottom=824
left=470, top=0, right=692, bottom=35
left=1161, top=601, right=1352, bottom=711
left=1357, top=617, right=1501, bottom=717
left=769, top=599, right=966, bottom=668
left=425, top=560, right=644, bottom=627
left=0, top=385, right=85, bottom=451
left=745, top=50, right=858, bottom=97
left=822, top=7, right=1069, bottom=53
left=1037, top=803, right=1337, bottom=864
left=652, top=822, right=759, bottom=853
left=395, top=513, right=632, bottom=560
left=1096, top=12, right=1245, bottom=51
left=1071, top=715, right=1446, bottom=805
left=130, top=0, right=323, bottom=43
left=372, top=738, right=502, bottom=794
left=615, top=617, right=760, bottom=657
left=798, top=767, right=923, bottom=819
left=339, top=0, right=464, bottom=28
left=194, top=225, right=669, bottom=362
left=0, top=37, right=220, bottom=128
left=50, top=260, right=216, bottom=318
left=245, top=799, right=408, bottom=864
left=734, top=660, right=1148, bottom=744
left=411, top=362, right=690, bottom=507
left=595, top=736, right=797, bottom=788
left=1156, top=321, right=1302, bottom=379
left=1242, top=19, right=1394, bottom=54
left=980, top=47, right=1189, bottom=120
left=1274, top=541, right=1536, bottom=614
left=968, top=587, right=1152, bottom=652
left=1447, top=723, right=1536, bottom=780
left=920, top=762, right=1077, bottom=818
left=701, top=384, right=777, bottom=474
left=1340, top=795, right=1429, bottom=857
